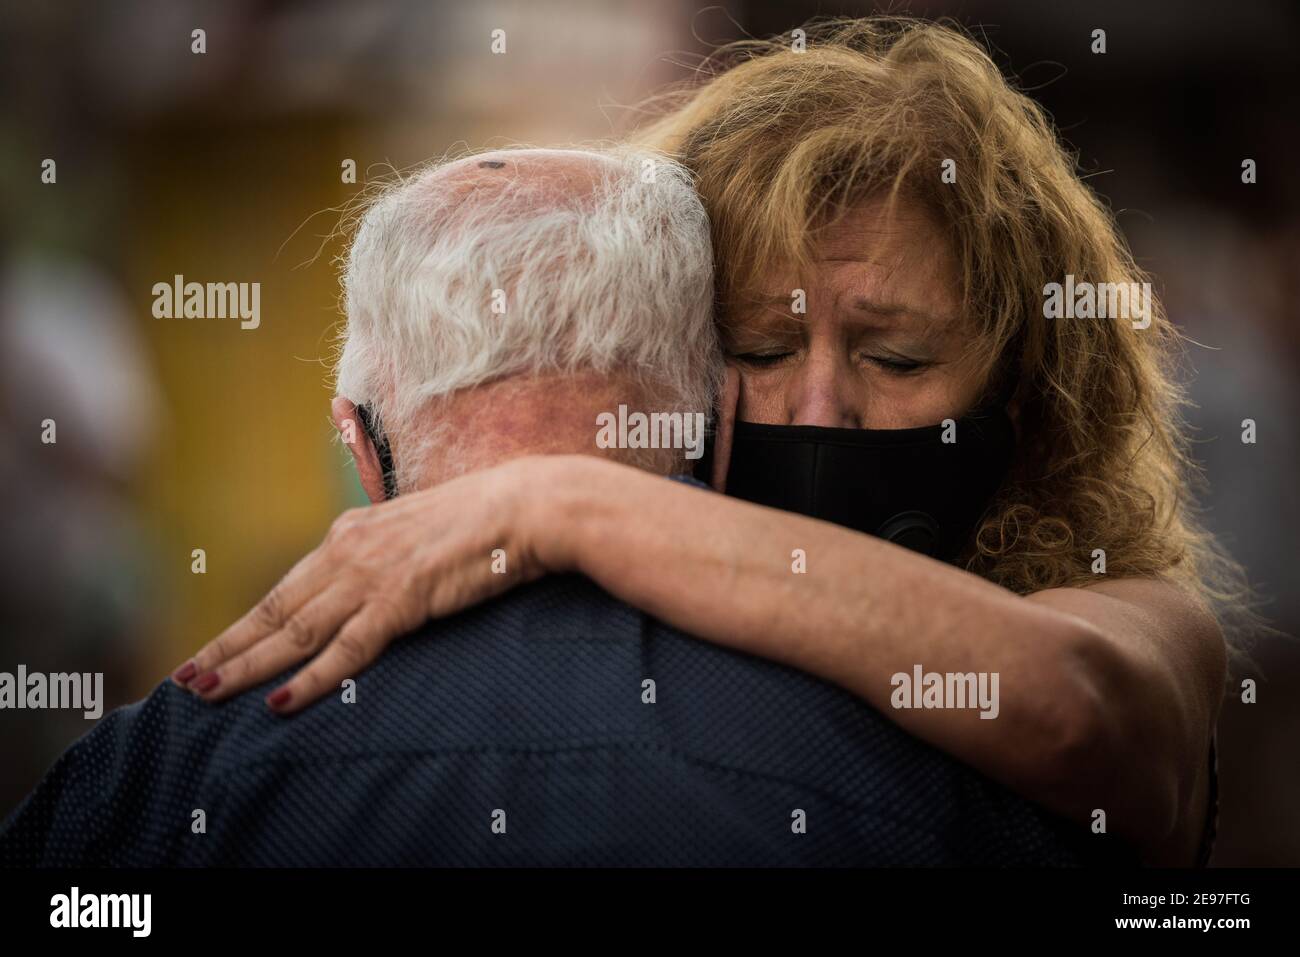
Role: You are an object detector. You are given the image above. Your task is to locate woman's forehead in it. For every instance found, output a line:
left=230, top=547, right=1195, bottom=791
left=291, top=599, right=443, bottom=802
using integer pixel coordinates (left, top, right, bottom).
left=739, top=244, right=962, bottom=335
left=814, top=198, right=955, bottom=269
left=736, top=195, right=960, bottom=299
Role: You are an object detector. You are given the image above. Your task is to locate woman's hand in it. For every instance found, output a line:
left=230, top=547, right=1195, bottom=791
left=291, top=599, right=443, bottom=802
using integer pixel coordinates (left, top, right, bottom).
left=171, top=455, right=571, bottom=714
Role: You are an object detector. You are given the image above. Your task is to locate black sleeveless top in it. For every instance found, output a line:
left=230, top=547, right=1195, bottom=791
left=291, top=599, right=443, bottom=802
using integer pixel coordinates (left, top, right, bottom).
left=1196, top=736, right=1220, bottom=867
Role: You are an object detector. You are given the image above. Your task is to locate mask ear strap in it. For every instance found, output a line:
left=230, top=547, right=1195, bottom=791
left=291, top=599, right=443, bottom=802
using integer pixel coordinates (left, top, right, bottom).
left=989, top=372, right=1019, bottom=411
left=979, top=343, right=1022, bottom=414
left=355, top=404, right=397, bottom=500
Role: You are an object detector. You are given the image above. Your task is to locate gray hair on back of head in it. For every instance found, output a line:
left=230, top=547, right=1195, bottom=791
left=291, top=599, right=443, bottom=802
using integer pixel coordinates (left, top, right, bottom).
left=335, top=147, right=722, bottom=454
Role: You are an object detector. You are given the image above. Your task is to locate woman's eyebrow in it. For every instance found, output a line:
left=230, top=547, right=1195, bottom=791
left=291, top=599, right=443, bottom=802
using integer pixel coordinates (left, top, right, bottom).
left=742, top=295, right=807, bottom=324
left=748, top=292, right=952, bottom=325
left=848, top=295, right=955, bottom=330
left=749, top=294, right=802, bottom=307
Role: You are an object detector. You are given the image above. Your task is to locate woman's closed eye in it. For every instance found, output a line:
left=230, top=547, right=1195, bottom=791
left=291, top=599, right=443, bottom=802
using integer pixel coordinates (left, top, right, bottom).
left=730, top=350, right=933, bottom=374
left=730, top=350, right=796, bottom=367
left=864, top=353, right=930, bottom=375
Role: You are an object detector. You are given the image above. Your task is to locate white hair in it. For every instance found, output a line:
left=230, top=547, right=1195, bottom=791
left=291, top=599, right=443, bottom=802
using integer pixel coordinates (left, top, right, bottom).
left=335, top=147, right=721, bottom=459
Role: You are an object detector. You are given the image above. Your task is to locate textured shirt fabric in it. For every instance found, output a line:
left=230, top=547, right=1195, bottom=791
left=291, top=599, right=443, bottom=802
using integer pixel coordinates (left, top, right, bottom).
left=0, top=571, right=1128, bottom=867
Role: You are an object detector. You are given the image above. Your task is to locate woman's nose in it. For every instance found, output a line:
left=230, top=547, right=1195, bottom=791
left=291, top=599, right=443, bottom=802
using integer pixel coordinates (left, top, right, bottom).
left=786, top=352, right=863, bottom=428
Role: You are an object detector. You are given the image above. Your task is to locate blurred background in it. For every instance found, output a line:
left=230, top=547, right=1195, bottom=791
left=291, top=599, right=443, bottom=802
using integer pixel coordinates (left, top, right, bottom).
left=1, top=0, right=1296, bottom=864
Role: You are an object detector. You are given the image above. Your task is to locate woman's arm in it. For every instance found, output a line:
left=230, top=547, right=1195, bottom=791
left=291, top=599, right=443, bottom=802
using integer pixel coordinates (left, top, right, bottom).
left=534, top=455, right=1226, bottom=863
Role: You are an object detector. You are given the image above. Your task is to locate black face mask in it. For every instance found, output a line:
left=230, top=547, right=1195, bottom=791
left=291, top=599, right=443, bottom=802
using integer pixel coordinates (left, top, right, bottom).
left=720, top=408, right=1016, bottom=563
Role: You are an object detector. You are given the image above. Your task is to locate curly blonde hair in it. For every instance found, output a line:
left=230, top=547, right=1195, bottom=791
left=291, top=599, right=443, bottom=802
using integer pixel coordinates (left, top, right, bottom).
left=631, top=16, right=1253, bottom=644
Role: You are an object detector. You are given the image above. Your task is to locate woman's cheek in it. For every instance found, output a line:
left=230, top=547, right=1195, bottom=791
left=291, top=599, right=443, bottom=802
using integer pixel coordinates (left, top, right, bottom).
left=734, top=369, right=790, bottom=423
left=891, top=374, right=984, bottom=427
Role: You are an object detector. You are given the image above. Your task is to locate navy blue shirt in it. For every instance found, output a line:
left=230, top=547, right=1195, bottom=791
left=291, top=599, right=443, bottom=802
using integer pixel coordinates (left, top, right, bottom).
left=1, top=481, right=1127, bottom=866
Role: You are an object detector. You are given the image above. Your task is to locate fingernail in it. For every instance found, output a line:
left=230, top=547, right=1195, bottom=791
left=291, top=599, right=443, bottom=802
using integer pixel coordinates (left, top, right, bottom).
left=266, top=688, right=292, bottom=711
left=172, top=661, right=198, bottom=685
left=191, top=671, right=221, bottom=694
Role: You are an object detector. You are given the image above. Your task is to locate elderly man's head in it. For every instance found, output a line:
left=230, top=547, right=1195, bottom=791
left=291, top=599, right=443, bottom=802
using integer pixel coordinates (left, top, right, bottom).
left=333, top=147, right=720, bottom=499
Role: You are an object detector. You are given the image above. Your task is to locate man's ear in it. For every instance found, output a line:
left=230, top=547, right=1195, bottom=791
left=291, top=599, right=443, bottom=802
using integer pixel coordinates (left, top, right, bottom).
left=332, top=397, right=387, bottom=504
left=710, top=364, right=740, bottom=492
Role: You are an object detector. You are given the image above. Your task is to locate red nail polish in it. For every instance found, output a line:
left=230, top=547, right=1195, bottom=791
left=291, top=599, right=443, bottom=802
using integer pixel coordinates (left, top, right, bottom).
left=172, top=661, right=198, bottom=684
left=191, top=671, right=220, bottom=694
left=266, top=688, right=292, bottom=711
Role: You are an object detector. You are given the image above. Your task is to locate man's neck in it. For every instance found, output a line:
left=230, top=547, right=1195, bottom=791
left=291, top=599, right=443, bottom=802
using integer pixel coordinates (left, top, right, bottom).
left=398, top=372, right=682, bottom=489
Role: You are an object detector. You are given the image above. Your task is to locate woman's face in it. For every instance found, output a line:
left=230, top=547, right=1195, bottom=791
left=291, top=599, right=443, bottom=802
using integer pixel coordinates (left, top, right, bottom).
left=724, top=196, right=988, bottom=429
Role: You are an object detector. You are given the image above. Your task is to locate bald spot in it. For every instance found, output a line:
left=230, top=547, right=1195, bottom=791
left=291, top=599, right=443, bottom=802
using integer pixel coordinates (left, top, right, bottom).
left=428, top=148, right=619, bottom=215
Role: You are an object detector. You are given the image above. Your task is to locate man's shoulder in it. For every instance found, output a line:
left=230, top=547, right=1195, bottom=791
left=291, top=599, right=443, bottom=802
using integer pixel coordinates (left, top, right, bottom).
left=396, top=571, right=858, bottom=717
left=384, top=573, right=916, bottom=771
left=1, top=572, right=1109, bottom=865
left=199, top=571, right=885, bottom=777
left=423, top=572, right=649, bottom=645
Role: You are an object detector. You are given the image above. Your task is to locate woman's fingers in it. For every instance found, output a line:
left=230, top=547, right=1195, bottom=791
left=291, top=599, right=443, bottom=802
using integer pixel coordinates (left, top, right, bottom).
left=263, top=597, right=411, bottom=715
left=174, top=564, right=319, bottom=686
left=188, top=586, right=359, bottom=703
left=169, top=459, right=553, bottom=715
left=171, top=509, right=374, bottom=684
